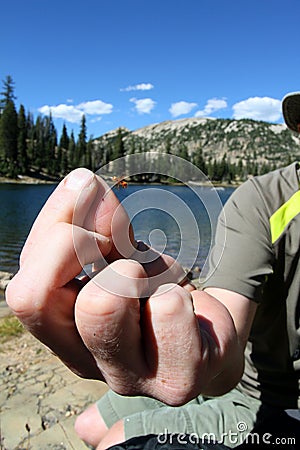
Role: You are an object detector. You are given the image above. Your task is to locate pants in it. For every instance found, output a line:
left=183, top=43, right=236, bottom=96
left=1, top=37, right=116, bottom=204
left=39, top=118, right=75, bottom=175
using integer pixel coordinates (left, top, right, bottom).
left=97, top=388, right=265, bottom=448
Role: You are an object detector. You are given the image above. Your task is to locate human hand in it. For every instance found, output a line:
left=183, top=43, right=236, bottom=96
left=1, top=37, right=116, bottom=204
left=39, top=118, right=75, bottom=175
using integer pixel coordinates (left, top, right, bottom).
left=6, top=168, right=131, bottom=378
left=6, top=168, right=200, bottom=401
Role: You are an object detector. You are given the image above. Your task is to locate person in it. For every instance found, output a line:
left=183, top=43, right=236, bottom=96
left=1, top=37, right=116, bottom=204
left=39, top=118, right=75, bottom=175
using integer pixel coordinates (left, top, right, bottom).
left=6, top=92, right=300, bottom=450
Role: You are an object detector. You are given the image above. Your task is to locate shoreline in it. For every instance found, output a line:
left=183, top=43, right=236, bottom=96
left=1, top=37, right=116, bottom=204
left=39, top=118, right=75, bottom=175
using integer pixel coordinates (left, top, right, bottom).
left=0, top=175, right=239, bottom=188
left=0, top=175, right=58, bottom=185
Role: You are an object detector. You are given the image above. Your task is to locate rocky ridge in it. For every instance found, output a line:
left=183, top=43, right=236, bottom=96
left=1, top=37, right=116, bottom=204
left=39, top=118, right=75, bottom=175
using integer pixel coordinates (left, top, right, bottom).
left=94, top=117, right=300, bottom=172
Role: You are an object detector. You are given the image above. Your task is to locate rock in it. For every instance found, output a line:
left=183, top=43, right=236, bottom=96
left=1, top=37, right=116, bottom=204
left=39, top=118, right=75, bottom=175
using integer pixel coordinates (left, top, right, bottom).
left=0, top=271, right=14, bottom=290
left=0, top=331, right=108, bottom=449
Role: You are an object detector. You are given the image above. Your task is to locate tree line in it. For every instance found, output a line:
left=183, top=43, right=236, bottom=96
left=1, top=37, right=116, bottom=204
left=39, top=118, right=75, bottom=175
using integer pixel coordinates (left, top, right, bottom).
left=0, top=75, right=285, bottom=183
left=0, top=75, right=97, bottom=179
left=191, top=149, right=280, bottom=183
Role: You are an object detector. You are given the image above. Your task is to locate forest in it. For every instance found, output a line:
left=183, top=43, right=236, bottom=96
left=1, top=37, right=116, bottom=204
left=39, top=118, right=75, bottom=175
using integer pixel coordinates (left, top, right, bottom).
left=0, top=75, right=297, bottom=183
left=0, top=75, right=99, bottom=179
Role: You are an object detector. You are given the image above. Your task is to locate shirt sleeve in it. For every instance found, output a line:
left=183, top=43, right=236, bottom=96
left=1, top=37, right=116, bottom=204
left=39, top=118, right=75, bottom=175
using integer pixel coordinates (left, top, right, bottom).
left=202, top=179, right=275, bottom=302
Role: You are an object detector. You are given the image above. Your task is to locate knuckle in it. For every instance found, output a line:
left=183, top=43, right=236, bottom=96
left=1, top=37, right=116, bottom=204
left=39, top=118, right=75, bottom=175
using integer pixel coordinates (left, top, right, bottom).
left=150, top=283, right=192, bottom=315
left=109, top=258, right=146, bottom=279
left=5, top=272, right=34, bottom=316
left=90, top=259, right=148, bottom=298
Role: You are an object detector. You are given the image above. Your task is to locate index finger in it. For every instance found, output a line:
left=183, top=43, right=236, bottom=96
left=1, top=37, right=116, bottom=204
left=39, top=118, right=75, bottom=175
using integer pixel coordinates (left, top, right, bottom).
left=20, top=168, right=134, bottom=265
left=20, top=168, right=98, bottom=264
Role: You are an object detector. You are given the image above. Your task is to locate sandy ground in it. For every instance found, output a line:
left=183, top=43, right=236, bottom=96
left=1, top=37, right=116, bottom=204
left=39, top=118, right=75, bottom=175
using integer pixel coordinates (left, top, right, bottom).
left=0, top=302, right=108, bottom=450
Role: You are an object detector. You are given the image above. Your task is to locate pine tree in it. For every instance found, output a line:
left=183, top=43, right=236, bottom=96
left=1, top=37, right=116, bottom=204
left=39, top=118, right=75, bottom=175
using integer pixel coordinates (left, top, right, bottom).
left=112, top=128, right=126, bottom=160
left=0, top=76, right=18, bottom=176
left=217, top=153, right=229, bottom=182
left=59, top=123, right=69, bottom=150
left=68, top=131, right=76, bottom=170
left=34, top=115, right=45, bottom=171
left=207, top=158, right=218, bottom=181
left=178, top=144, right=189, bottom=161
left=0, top=75, right=16, bottom=114
left=193, top=146, right=207, bottom=175
left=17, top=104, right=28, bottom=174
left=85, top=137, right=94, bottom=171
left=228, top=162, right=236, bottom=182
left=75, top=115, right=87, bottom=167
left=58, top=123, right=69, bottom=175
left=94, top=143, right=105, bottom=170
left=128, top=139, right=135, bottom=155
left=111, top=128, right=126, bottom=174
left=44, top=113, right=57, bottom=175
left=26, top=111, right=35, bottom=163
left=165, top=137, right=171, bottom=154
left=0, top=100, right=18, bottom=177
left=237, top=159, right=244, bottom=180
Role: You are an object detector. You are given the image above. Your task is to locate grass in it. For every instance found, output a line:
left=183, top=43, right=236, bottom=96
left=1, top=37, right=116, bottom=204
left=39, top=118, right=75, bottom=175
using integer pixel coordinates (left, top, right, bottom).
left=0, top=315, right=25, bottom=344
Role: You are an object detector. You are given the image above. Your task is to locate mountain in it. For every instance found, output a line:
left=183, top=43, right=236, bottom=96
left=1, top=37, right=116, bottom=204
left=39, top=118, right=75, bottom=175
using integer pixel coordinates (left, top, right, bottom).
left=93, top=117, right=300, bottom=182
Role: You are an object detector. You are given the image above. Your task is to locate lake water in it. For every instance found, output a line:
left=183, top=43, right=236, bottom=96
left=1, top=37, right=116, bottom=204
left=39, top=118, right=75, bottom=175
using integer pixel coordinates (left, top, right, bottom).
left=0, top=182, right=235, bottom=277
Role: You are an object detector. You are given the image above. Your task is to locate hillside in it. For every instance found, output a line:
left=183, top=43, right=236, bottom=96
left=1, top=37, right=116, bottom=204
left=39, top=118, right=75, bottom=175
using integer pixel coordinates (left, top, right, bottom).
left=93, top=117, right=300, bottom=182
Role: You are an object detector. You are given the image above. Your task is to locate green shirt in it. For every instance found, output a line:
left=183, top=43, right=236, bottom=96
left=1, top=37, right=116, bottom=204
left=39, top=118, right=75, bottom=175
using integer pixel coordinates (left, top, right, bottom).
left=203, top=162, right=300, bottom=408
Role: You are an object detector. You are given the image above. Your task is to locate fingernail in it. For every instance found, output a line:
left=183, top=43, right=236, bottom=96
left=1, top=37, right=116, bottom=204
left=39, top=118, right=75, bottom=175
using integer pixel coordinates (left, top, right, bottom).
left=90, top=232, right=112, bottom=256
left=91, top=232, right=111, bottom=245
left=65, top=168, right=94, bottom=190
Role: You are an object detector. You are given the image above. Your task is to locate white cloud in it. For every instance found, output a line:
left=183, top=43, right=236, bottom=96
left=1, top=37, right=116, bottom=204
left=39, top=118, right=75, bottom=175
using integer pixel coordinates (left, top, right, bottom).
left=232, top=97, right=281, bottom=122
left=121, top=83, right=154, bottom=92
left=169, top=101, right=198, bottom=118
left=38, top=99, right=113, bottom=123
left=77, top=100, right=113, bottom=115
left=38, top=104, right=83, bottom=123
left=195, top=98, right=227, bottom=118
left=130, top=97, right=156, bottom=114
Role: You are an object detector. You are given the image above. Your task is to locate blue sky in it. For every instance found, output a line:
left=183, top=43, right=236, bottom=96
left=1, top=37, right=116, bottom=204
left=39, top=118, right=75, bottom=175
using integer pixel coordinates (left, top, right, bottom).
left=2, top=0, right=300, bottom=139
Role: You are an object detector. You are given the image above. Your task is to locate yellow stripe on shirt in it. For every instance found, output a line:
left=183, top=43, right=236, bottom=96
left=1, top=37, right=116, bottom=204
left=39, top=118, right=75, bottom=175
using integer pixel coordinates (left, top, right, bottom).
left=270, top=190, right=300, bottom=244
